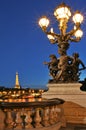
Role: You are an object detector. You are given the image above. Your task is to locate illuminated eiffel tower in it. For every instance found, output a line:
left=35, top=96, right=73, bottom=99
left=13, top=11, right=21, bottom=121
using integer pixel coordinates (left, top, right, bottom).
left=14, top=72, right=21, bottom=89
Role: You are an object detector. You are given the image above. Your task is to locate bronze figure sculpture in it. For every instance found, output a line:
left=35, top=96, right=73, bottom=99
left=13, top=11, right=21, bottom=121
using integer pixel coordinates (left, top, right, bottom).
left=44, top=52, right=85, bottom=83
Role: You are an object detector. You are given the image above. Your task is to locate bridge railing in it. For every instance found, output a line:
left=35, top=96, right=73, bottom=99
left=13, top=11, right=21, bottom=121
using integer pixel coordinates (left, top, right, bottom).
left=0, top=98, right=65, bottom=130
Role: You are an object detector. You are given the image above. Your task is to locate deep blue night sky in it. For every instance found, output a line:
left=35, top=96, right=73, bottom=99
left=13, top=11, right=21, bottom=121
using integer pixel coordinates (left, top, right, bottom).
left=0, top=0, right=86, bottom=88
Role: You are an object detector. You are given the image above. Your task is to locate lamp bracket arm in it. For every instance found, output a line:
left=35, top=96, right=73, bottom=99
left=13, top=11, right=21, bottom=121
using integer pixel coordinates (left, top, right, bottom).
left=70, top=37, right=81, bottom=42
left=46, top=31, right=60, bottom=38
left=66, top=24, right=81, bottom=36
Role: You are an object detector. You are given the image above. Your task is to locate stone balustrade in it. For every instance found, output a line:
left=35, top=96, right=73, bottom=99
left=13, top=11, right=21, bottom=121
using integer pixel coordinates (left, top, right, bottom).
left=0, top=98, right=65, bottom=130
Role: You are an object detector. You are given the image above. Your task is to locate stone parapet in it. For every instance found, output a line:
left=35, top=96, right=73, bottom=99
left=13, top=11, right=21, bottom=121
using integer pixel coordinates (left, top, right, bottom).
left=0, top=98, right=65, bottom=130
left=43, top=83, right=86, bottom=128
left=63, top=101, right=86, bottom=125
left=43, top=83, right=86, bottom=107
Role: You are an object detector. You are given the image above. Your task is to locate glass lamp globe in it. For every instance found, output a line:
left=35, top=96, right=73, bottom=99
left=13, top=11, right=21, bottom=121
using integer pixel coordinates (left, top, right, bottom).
left=54, top=3, right=71, bottom=20
left=73, top=11, right=83, bottom=24
left=47, top=34, right=55, bottom=40
left=38, top=16, right=49, bottom=29
left=74, top=29, right=83, bottom=38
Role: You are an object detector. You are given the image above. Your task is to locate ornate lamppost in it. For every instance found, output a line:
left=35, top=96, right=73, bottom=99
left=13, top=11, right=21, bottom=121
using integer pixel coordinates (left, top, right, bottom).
left=38, top=3, right=86, bottom=83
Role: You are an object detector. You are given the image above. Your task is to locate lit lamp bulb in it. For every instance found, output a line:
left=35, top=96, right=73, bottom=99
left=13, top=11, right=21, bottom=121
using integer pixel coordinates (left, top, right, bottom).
left=73, top=11, right=83, bottom=24
left=38, top=16, right=49, bottom=31
left=74, top=29, right=83, bottom=38
left=47, top=34, right=54, bottom=40
left=50, top=28, right=54, bottom=33
left=54, top=3, right=71, bottom=20
left=47, top=28, right=55, bottom=43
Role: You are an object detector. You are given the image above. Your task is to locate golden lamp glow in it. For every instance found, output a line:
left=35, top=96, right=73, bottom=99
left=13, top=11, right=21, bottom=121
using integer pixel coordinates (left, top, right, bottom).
left=73, top=12, right=83, bottom=24
left=38, top=2, right=84, bottom=56
left=38, top=16, right=49, bottom=28
left=47, top=27, right=55, bottom=40
left=50, top=28, right=54, bottom=33
left=47, top=34, right=55, bottom=40
left=54, top=3, right=71, bottom=20
left=74, top=29, right=83, bottom=38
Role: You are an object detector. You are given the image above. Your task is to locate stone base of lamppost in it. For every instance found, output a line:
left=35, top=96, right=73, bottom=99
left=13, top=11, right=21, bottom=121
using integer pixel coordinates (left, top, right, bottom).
left=42, top=83, right=86, bottom=107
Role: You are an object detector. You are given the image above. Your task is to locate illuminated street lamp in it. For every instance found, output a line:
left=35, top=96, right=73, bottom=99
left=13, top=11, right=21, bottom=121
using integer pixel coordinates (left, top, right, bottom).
left=38, top=3, right=85, bottom=83
left=38, top=3, right=83, bottom=55
left=39, top=16, right=50, bottom=31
